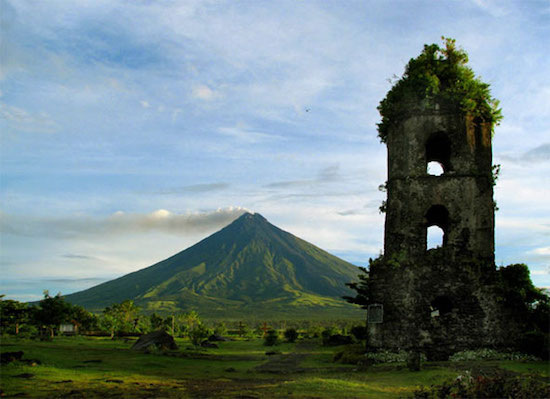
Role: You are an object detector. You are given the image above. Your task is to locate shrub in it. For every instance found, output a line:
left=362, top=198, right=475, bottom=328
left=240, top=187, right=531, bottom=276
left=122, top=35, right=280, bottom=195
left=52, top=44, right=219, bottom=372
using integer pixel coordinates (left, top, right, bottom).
left=411, top=371, right=549, bottom=399
left=321, top=327, right=341, bottom=345
left=365, top=350, right=426, bottom=364
left=322, top=334, right=353, bottom=346
left=449, top=348, right=540, bottom=362
left=517, top=330, right=549, bottom=360
left=350, top=325, right=368, bottom=341
left=497, top=263, right=550, bottom=360
left=263, top=329, right=279, bottom=346
left=283, top=327, right=298, bottom=343
left=188, top=323, right=211, bottom=347
left=304, top=325, right=323, bottom=338
left=213, top=322, right=227, bottom=336
left=16, top=324, right=38, bottom=339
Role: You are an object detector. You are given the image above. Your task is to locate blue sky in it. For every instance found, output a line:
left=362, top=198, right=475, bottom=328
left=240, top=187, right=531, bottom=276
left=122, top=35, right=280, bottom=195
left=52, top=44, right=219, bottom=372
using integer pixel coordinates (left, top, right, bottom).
left=1, top=0, right=549, bottom=301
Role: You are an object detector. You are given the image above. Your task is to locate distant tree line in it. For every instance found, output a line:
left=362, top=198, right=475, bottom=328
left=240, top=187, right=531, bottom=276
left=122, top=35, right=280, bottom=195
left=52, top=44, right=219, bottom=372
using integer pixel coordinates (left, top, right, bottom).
left=0, top=293, right=215, bottom=342
left=0, top=291, right=96, bottom=339
left=1, top=292, right=364, bottom=345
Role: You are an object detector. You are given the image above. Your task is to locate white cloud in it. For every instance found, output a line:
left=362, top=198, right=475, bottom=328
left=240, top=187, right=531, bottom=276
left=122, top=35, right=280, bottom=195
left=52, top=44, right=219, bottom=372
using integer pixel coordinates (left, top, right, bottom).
left=0, top=207, right=249, bottom=238
left=140, top=100, right=150, bottom=108
left=192, top=85, right=219, bottom=100
left=217, top=124, right=285, bottom=143
left=469, top=0, right=511, bottom=17
left=531, top=247, right=550, bottom=256
left=0, top=102, right=58, bottom=133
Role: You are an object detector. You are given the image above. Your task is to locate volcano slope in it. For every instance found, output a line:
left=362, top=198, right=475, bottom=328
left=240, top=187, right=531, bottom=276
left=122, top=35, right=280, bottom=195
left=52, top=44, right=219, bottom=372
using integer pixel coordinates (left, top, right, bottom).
left=64, top=213, right=364, bottom=319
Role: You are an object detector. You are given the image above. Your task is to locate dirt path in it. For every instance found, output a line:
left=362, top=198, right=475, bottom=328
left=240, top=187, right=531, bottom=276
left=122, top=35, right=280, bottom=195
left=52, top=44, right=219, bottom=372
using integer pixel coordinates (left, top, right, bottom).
left=253, top=340, right=319, bottom=374
left=254, top=352, right=309, bottom=374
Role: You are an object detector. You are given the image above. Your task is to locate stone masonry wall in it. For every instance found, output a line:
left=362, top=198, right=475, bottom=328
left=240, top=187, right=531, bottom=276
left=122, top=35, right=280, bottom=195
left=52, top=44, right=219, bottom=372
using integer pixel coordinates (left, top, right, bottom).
left=368, top=105, right=508, bottom=359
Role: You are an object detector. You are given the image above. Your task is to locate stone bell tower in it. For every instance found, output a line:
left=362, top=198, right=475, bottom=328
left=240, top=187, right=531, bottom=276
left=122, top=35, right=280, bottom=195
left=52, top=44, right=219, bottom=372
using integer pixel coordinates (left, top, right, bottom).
left=367, top=101, right=501, bottom=360
left=384, top=107, right=495, bottom=263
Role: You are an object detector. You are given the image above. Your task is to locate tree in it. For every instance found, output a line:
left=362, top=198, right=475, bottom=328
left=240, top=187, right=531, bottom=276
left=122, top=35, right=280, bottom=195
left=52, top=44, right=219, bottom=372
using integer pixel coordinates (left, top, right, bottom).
left=237, top=321, right=253, bottom=339
left=98, top=313, right=116, bottom=338
left=188, top=322, right=211, bottom=347
left=283, top=327, right=298, bottom=343
left=102, top=300, right=141, bottom=337
left=150, top=313, right=166, bottom=331
left=33, top=291, right=73, bottom=338
left=264, top=329, right=279, bottom=346
left=70, top=305, right=97, bottom=334
left=0, top=297, right=30, bottom=335
left=170, top=314, right=188, bottom=337
left=213, top=321, right=227, bottom=336
left=343, top=265, right=371, bottom=309
left=183, top=310, right=200, bottom=329
left=497, top=264, right=549, bottom=359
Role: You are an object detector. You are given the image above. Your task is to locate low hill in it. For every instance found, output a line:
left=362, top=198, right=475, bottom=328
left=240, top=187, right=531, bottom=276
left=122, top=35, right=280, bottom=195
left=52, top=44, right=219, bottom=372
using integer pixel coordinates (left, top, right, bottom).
left=64, top=213, right=364, bottom=320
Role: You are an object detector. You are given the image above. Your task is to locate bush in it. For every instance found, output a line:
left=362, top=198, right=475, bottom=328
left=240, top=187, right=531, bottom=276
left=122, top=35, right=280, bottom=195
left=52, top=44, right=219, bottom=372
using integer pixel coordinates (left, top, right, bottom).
left=213, top=322, right=227, bottom=336
left=411, top=371, right=550, bottom=399
left=322, top=334, right=353, bottom=346
left=365, top=350, right=427, bottom=364
left=263, top=329, right=279, bottom=346
left=188, top=323, right=212, bottom=347
left=321, top=327, right=342, bottom=345
left=350, top=325, right=368, bottom=341
left=517, top=330, right=549, bottom=360
left=304, top=325, right=323, bottom=338
left=283, top=328, right=298, bottom=343
left=449, top=348, right=540, bottom=362
left=17, top=324, right=38, bottom=339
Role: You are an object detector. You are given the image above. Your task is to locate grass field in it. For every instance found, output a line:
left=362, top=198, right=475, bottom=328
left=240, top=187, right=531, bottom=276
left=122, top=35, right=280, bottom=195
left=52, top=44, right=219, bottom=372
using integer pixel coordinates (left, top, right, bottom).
left=1, top=335, right=548, bottom=398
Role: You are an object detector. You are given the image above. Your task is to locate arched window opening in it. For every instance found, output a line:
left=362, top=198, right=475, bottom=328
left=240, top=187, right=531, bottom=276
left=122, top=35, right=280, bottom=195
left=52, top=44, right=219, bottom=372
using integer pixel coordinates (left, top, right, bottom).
left=425, top=205, right=449, bottom=250
left=426, top=132, right=452, bottom=174
left=427, top=225, right=444, bottom=249
left=431, top=296, right=454, bottom=317
left=427, top=161, right=445, bottom=176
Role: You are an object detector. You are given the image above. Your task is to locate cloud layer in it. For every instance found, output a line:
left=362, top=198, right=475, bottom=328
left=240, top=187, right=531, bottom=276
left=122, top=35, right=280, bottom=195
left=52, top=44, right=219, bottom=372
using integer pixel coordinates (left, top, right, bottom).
left=1, top=207, right=248, bottom=238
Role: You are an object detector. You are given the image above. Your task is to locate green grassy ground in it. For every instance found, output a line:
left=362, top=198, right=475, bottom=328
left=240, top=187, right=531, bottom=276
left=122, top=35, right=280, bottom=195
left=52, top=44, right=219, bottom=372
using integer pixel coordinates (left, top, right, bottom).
left=1, top=335, right=548, bottom=398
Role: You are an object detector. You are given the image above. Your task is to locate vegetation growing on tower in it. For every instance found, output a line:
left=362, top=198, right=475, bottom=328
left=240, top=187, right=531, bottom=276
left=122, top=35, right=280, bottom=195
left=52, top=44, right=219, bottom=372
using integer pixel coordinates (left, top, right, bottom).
left=377, top=37, right=502, bottom=142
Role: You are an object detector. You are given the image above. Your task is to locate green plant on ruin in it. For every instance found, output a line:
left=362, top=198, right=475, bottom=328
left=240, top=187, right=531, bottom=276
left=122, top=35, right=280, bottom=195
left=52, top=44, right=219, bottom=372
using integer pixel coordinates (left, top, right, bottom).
left=496, top=263, right=549, bottom=359
left=377, top=37, right=502, bottom=143
left=343, top=265, right=371, bottom=310
left=491, top=164, right=501, bottom=186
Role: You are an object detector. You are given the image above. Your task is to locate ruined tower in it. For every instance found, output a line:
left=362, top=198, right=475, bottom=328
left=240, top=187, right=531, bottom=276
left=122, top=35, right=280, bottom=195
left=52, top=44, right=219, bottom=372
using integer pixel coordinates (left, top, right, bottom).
left=384, top=109, right=495, bottom=263
left=367, top=40, right=503, bottom=360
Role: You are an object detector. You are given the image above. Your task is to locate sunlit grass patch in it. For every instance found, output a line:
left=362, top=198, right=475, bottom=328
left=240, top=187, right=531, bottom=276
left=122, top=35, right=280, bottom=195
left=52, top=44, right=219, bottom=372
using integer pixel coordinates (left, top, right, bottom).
left=496, top=360, right=550, bottom=376
left=275, top=375, right=404, bottom=398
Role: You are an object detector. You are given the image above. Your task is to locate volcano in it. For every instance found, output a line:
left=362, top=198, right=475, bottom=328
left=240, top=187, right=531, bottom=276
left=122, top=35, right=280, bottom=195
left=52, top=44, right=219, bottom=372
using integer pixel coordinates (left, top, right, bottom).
left=64, top=212, right=363, bottom=319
